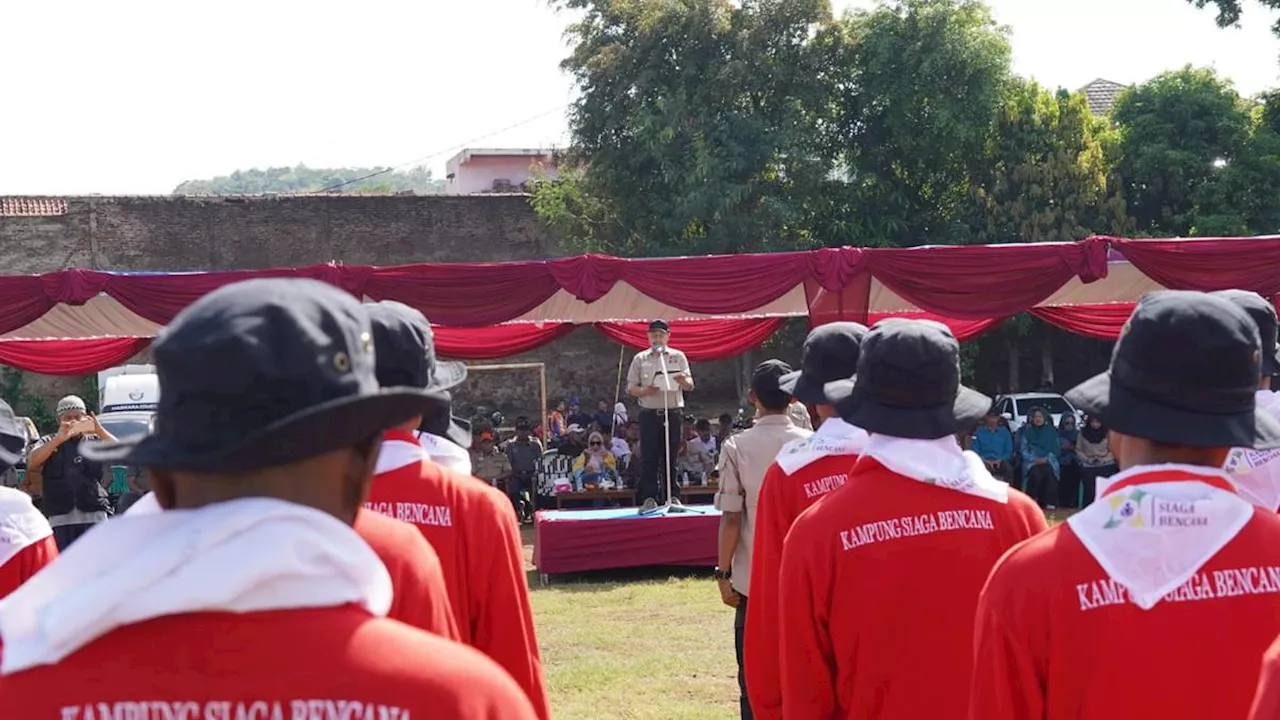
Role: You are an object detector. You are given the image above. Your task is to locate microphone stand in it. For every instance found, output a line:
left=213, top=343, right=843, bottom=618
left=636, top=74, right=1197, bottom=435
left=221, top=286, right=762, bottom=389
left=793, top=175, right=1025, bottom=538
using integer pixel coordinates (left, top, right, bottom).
left=639, top=346, right=705, bottom=516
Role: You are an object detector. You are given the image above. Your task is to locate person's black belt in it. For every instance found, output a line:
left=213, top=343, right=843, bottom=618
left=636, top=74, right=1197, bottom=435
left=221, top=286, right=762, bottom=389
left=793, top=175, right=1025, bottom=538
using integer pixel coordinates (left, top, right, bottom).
left=639, top=408, right=682, bottom=415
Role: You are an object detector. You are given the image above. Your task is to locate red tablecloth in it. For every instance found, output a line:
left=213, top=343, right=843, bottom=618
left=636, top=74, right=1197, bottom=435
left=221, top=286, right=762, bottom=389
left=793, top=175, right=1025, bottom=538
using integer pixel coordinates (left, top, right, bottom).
left=534, top=505, right=720, bottom=574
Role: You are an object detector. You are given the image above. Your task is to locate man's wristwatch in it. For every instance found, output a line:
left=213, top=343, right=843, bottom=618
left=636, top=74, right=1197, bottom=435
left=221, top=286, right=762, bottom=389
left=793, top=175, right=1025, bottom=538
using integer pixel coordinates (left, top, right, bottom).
left=713, top=567, right=732, bottom=581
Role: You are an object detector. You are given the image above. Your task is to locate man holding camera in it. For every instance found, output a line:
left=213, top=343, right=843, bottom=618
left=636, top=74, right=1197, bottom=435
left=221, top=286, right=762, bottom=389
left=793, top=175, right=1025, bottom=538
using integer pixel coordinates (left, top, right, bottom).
left=626, top=320, right=694, bottom=510
left=25, top=395, right=117, bottom=550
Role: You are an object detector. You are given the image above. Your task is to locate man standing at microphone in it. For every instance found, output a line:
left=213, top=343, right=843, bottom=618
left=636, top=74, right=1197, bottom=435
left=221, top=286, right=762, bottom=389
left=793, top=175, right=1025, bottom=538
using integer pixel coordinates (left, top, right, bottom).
left=627, top=320, right=694, bottom=511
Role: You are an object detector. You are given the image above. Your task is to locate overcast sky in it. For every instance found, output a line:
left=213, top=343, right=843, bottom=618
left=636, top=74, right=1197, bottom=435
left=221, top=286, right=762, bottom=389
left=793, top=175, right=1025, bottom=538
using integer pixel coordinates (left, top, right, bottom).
left=1, top=0, right=1277, bottom=195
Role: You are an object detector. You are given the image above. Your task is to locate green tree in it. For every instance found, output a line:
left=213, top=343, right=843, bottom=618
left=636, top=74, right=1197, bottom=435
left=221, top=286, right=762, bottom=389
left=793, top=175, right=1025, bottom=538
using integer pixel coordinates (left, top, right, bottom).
left=969, top=81, right=1128, bottom=244
left=1186, top=0, right=1280, bottom=38
left=173, top=164, right=447, bottom=195
left=543, top=0, right=838, bottom=255
left=832, top=0, right=1014, bottom=245
left=1110, top=67, right=1253, bottom=236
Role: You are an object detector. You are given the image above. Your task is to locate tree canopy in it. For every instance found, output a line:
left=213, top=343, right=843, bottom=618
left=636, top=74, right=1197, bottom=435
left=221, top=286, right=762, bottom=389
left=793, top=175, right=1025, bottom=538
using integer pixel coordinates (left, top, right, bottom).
left=534, top=0, right=1280, bottom=254
left=173, top=164, right=446, bottom=195
left=1186, top=0, right=1280, bottom=38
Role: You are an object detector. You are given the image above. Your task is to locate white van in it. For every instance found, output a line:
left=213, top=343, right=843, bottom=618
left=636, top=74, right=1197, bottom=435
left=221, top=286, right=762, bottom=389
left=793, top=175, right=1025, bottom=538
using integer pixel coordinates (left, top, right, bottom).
left=97, top=365, right=159, bottom=440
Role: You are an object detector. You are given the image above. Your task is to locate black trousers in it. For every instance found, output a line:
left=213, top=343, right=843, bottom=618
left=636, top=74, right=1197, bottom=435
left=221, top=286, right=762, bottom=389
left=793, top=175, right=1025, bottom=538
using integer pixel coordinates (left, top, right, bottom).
left=639, top=409, right=682, bottom=503
left=1058, top=462, right=1082, bottom=508
left=1080, top=464, right=1119, bottom=507
left=52, top=522, right=96, bottom=551
left=1026, top=464, right=1059, bottom=508
left=735, top=593, right=754, bottom=720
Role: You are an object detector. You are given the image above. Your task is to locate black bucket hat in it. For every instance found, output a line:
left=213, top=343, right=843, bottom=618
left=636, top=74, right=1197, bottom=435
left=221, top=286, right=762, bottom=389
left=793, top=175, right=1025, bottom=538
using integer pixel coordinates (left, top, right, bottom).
left=83, top=278, right=445, bottom=472
left=366, top=301, right=471, bottom=448
left=830, top=318, right=990, bottom=440
left=1212, top=289, right=1280, bottom=376
left=0, top=399, right=25, bottom=468
left=1067, top=290, right=1280, bottom=449
left=779, top=322, right=868, bottom=406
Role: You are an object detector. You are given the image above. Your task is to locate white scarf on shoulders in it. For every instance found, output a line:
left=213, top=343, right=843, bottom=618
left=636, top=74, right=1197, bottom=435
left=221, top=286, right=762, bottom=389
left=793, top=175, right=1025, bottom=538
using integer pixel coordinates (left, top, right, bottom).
left=774, top=418, right=866, bottom=475
left=0, top=486, right=53, bottom=568
left=416, top=431, right=472, bottom=475
left=1222, top=390, right=1280, bottom=511
left=0, top=497, right=391, bottom=675
left=1068, top=464, right=1252, bottom=610
left=861, top=434, right=1009, bottom=503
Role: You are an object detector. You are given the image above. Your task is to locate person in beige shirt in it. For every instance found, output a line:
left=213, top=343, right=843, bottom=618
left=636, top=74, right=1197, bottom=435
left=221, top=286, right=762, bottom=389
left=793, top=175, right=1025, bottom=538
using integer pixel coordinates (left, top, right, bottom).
left=715, top=359, right=811, bottom=720
left=626, top=320, right=694, bottom=508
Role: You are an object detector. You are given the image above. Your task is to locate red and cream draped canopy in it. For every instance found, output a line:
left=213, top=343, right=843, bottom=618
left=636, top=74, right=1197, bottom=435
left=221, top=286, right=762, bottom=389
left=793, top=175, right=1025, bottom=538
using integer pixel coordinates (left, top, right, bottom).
left=1, top=235, right=1277, bottom=375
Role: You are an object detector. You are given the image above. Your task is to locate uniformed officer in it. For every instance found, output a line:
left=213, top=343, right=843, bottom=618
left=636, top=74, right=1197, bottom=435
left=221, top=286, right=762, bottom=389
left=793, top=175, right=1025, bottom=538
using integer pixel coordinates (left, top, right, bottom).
left=626, top=320, right=694, bottom=509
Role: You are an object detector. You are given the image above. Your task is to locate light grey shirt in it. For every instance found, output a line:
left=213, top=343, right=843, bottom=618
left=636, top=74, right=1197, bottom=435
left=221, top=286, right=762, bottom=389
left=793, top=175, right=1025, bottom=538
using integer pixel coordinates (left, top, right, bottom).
left=627, top=347, right=693, bottom=410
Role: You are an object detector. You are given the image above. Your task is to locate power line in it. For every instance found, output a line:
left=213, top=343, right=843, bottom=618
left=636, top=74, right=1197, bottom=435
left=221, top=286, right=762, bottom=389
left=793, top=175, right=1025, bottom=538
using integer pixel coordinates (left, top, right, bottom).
left=311, top=105, right=569, bottom=194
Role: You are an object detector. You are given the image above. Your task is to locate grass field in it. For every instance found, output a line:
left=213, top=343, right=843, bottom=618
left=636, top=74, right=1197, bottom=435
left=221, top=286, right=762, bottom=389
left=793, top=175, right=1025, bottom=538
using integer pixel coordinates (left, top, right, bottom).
left=531, top=574, right=738, bottom=720
left=522, top=510, right=1077, bottom=719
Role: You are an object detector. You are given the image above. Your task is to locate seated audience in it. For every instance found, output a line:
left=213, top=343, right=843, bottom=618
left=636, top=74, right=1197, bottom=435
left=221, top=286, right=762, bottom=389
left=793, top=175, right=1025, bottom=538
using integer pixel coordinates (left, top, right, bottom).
left=1019, top=407, right=1060, bottom=509
left=1057, top=414, right=1081, bottom=507
left=678, top=420, right=716, bottom=485
left=557, top=424, right=588, bottom=459
left=567, top=402, right=594, bottom=431
left=572, top=431, right=618, bottom=488
left=1075, top=414, right=1116, bottom=504
left=972, top=410, right=1015, bottom=483
left=471, top=430, right=510, bottom=486
left=594, top=400, right=614, bottom=435
left=503, top=417, right=543, bottom=518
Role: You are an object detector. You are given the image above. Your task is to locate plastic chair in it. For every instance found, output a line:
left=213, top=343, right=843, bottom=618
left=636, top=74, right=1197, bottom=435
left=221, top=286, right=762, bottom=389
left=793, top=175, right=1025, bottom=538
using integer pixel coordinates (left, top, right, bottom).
left=108, top=466, right=130, bottom=496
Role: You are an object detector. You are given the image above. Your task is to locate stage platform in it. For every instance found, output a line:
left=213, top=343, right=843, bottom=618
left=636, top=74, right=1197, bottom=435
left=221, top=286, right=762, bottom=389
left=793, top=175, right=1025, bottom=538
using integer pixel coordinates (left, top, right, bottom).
left=533, top=505, right=720, bottom=576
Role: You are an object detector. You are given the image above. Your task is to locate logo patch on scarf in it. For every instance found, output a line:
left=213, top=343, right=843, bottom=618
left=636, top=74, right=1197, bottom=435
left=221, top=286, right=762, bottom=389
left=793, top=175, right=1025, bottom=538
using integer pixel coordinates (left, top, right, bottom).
left=1103, top=488, right=1208, bottom=529
left=1225, top=447, right=1280, bottom=474
left=929, top=473, right=976, bottom=493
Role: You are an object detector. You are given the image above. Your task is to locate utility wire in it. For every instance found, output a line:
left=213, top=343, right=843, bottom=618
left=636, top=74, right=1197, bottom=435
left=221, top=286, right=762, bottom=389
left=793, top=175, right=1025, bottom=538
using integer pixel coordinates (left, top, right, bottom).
left=311, top=105, right=569, bottom=194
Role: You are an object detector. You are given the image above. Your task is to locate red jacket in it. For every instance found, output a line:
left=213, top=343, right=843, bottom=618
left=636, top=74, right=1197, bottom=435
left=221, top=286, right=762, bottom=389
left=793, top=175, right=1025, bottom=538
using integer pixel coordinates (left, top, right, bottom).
left=353, top=509, right=459, bottom=640
left=368, top=430, right=550, bottom=720
left=0, top=605, right=537, bottom=719
left=974, top=509, right=1280, bottom=720
left=746, top=454, right=854, bottom=720
left=0, top=535, right=56, bottom=601
left=780, top=458, right=1045, bottom=719
left=1251, top=634, right=1280, bottom=718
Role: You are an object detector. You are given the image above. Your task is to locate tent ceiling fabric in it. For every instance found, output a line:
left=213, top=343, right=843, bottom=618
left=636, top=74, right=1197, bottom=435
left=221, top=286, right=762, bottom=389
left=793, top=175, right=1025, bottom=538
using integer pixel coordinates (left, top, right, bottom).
left=0, top=235, right=1276, bottom=376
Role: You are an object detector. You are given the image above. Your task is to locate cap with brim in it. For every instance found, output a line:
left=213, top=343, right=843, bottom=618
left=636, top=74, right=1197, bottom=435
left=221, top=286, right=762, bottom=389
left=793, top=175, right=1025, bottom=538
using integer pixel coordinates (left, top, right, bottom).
left=778, top=322, right=868, bottom=406
left=82, top=278, right=446, bottom=473
left=1212, top=289, right=1280, bottom=376
left=0, top=400, right=23, bottom=467
left=1065, top=290, right=1280, bottom=450
left=832, top=379, right=990, bottom=439
left=419, top=398, right=472, bottom=450
left=649, top=319, right=670, bottom=332
left=831, top=318, right=990, bottom=440
left=1067, top=372, right=1280, bottom=450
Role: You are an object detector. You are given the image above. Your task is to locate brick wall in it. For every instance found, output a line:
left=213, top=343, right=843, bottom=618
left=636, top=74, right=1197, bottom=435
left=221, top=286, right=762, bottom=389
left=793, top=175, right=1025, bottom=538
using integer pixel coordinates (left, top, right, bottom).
left=0, top=195, right=759, bottom=425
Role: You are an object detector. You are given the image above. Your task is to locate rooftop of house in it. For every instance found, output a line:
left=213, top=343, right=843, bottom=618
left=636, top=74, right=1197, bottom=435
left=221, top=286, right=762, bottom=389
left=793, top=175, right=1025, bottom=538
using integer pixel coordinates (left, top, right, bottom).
left=0, top=197, right=69, bottom=217
left=1080, top=78, right=1128, bottom=115
left=444, top=147, right=559, bottom=177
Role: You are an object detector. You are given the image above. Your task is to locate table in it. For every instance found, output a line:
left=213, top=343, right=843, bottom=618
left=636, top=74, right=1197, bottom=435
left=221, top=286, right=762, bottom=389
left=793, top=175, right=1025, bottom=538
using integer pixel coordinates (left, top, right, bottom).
left=680, top=486, right=718, bottom=503
left=554, top=489, right=638, bottom=509
left=534, top=504, right=720, bottom=576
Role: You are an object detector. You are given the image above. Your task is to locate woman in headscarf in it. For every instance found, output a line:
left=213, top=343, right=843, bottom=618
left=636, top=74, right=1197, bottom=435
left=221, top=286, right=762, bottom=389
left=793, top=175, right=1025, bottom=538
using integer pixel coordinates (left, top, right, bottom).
left=1057, top=414, right=1081, bottom=507
left=1019, top=407, right=1060, bottom=509
left=572, top=430, right=618, bottom=491
left=1075, top=413, right=1117, bottom=506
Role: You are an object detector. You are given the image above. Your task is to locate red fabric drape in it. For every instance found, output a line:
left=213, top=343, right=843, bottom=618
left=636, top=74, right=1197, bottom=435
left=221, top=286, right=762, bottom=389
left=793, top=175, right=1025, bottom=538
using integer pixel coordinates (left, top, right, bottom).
left=865, top=312, right=1004, bottom=341
left=865, top=239, right=1110, bottom=319
left=594, top=318, right=788, bottom=361
left=0, top=338, right=152, bottom=375
left=434, top=323, right=576, bottom=360
left=1031, top=304, right=1136, bottom=340
left=1110, top=236, right=1280, bottom=296
left=365, top=262, right=561, bottom=327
